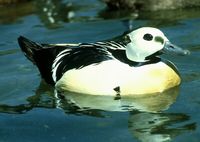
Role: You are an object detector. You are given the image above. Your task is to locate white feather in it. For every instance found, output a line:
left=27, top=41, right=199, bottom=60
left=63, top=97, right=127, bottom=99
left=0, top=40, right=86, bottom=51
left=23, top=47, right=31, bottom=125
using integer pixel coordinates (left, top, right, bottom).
left=52, top=49, right=71, bottom=82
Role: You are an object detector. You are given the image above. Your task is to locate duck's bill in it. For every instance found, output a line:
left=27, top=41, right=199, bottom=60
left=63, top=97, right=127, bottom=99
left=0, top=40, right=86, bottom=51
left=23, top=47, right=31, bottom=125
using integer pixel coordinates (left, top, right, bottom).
left=161, top=41, right=190, bottom=55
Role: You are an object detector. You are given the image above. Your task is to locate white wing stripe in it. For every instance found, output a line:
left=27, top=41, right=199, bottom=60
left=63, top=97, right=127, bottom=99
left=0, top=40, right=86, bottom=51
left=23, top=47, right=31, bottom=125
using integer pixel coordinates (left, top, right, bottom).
left=52, top=49, right=71, bottom=82
left=52, top=61, right=61, bottom=82
left=51, top=41, right=125, bottom=82
left=94, top=41, right=125, bottom=49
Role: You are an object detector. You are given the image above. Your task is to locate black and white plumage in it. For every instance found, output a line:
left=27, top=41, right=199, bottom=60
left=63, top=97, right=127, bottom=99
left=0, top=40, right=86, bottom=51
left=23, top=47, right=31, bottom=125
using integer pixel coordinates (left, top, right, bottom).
left=18, top=37, right=129, bottom=84
left=18, top=27, right=189, bottom=96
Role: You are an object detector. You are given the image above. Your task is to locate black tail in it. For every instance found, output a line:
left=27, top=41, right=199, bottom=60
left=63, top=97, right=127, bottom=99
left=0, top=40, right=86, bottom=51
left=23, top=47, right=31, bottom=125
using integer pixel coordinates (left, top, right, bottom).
left=18, top=36, right=43, bottom=64
left=18, top=36, right=60, bottom=85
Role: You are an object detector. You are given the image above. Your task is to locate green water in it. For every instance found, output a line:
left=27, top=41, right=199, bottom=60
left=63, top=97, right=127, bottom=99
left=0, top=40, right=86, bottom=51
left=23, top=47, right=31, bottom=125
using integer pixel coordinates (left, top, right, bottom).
left=0, top=0, right=200, bottom=142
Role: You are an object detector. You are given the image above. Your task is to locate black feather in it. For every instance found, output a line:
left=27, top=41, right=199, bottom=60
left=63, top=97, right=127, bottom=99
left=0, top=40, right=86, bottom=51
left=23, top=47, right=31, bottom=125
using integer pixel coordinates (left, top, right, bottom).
left=18, top=37, right=115, bottom=84
left=52, top=44, right=114, bottom=82
left=18, top=36, right=66, bottom=84
left=18, top=36, right=42, bottom=64
left=107, top=48, right=161, bottom=66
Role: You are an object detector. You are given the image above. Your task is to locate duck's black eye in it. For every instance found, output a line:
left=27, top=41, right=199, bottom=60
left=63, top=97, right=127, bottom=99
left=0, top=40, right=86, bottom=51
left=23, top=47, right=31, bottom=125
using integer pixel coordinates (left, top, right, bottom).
left=143, top=33, right=153, bottom=41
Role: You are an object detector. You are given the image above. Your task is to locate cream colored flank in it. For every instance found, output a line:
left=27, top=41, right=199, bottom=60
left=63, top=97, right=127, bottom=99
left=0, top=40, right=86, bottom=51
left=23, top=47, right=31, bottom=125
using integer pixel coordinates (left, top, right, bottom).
left=55, top=60, right=180, bottom=96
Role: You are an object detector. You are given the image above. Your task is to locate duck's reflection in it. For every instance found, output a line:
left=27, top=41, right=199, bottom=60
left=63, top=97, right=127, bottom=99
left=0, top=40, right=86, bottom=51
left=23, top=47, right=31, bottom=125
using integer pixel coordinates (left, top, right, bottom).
left=128, top=112, right=196, bottom=142
left=0, top=81, right=196, bottom=141
left=57, top=86, right=179, bottom=113
left=35, top=0, right=76, bottom=28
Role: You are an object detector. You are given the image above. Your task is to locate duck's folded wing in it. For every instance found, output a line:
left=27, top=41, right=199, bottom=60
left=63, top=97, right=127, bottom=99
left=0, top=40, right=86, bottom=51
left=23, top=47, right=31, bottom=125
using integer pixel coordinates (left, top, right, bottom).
left=84, top=41, right=135, bottom=66
left=52, top=44, right=115, bottom=82
left=18, top=36, right=115, bottom=84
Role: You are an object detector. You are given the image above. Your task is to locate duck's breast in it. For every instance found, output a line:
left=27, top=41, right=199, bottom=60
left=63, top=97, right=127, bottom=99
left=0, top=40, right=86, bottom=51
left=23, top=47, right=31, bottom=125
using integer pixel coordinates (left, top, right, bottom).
left=55, top=60, right=181, bottom=96
left=120, top=61, right=181, bottom=95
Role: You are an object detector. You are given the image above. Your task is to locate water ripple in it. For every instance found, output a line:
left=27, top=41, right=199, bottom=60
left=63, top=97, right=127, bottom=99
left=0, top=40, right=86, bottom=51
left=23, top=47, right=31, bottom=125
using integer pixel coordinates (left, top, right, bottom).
left=0, top=49, right=19, bottom=56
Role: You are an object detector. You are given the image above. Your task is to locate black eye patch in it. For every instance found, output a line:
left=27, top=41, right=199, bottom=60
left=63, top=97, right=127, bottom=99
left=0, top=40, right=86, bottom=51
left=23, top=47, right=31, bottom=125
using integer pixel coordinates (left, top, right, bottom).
left=143, top=33, right=153, bottom=41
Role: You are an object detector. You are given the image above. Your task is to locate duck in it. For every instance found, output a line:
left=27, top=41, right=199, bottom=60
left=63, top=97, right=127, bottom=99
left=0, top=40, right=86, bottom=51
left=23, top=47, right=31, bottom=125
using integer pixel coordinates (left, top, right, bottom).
left=18, top=27, right=189, bottom=96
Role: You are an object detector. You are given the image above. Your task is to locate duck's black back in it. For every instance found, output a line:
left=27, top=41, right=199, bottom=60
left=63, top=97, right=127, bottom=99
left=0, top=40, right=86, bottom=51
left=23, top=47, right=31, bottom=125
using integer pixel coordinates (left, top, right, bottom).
left=18, top=36, right=115, bottom=85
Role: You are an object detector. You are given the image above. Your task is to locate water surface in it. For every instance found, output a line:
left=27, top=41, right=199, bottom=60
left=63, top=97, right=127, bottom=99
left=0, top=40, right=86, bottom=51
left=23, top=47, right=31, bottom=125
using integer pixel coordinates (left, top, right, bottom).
left=0, top=1, right=200, bottom=142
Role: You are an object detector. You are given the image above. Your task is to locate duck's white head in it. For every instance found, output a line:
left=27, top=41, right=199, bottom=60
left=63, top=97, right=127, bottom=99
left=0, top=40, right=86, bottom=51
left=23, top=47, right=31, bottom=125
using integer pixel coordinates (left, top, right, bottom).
left=124, top=27, right=190, bottom=62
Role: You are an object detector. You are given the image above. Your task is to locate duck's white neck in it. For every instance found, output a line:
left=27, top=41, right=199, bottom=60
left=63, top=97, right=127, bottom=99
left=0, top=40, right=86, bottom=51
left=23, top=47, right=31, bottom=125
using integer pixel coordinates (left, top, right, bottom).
left=125, top=43, right=151, bottom=63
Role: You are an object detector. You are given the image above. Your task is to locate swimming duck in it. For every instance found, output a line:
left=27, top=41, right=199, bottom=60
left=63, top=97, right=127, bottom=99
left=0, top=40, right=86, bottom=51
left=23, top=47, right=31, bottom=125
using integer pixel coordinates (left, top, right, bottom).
left=18, top=27, right=189, bottom=96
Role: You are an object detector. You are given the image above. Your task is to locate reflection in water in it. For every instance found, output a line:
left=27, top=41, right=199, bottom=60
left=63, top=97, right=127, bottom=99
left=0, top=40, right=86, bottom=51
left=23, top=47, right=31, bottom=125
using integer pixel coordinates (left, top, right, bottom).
left=128, top=112, right=196, bottom=142
left=2, top=0, right=200, bottom=29
left=0, top=81, right=180, bottom=114
left=138, top=8, right=200, bottom=27
left=0, top=81, right=196, bottom=141
left=0, top=1, right=35, bottom=24
left=58, top=87, right=179, bottom=113
left=0, top=0, right=96, bottom=28
left=99, top=8, right=200, bottom=27
left=0, top=0, right=76, bottom=27
left=0, top=81, right=56, bottom=114
left=35, top=0, right=76, bottom=28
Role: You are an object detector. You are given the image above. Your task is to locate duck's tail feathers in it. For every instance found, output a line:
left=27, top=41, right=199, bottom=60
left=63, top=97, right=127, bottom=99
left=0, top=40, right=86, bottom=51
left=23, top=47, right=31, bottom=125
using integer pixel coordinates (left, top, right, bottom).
left=18, top=36, right=43, bottom=64
left=18, top=36, right=57, bottom=85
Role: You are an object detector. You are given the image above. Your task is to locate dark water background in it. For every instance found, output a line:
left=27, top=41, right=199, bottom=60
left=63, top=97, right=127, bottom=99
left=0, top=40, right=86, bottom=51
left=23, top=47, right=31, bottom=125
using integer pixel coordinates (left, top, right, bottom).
left=0, top=0, right=200, bottom=142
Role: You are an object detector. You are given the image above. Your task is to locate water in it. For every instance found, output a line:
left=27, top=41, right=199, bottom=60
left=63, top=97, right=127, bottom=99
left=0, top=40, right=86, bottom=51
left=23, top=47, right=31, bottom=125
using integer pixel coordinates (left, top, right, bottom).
left=0, top=0, right=200, bottom=142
